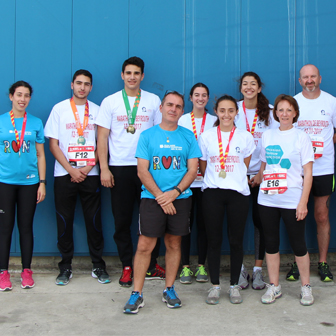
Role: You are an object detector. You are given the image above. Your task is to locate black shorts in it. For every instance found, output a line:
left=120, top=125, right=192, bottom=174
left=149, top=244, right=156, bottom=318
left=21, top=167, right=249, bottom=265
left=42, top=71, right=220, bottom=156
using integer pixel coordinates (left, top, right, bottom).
left=311, top=174, right=335, bottom=197
left=139, top=198, right=192, bottom=237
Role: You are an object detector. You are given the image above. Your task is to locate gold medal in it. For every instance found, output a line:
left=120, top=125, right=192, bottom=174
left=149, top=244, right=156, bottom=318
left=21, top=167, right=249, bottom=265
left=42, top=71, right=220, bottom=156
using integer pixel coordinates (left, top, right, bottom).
left=127, top=125, right=136, bottom=134
left=77, top=136, right=86, bottom=145
left=219, top=170, right=226, bottom=179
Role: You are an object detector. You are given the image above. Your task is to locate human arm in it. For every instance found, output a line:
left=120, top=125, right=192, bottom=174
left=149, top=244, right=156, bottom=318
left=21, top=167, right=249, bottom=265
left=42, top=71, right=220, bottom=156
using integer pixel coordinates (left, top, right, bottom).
left=333, top=128, right=336, bottom=143
left=97, top=125, right=114, bottom=188
left=36, top=142, right=46, bottom=203
left=296, top=161, right=313, bottom=221
left=199, top=159, right=207, bottom=177
left=49, top=138, right=86, bottom=183
left=137, top=158, right=176, bottom=215
left=249, top=167, right=263, bottom=187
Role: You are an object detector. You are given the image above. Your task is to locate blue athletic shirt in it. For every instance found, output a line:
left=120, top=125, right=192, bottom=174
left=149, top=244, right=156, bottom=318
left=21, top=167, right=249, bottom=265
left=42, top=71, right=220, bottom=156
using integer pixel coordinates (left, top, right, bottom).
left=0, top=112, right=45, bottom=185
left=135, top=124, right=202, bottom=199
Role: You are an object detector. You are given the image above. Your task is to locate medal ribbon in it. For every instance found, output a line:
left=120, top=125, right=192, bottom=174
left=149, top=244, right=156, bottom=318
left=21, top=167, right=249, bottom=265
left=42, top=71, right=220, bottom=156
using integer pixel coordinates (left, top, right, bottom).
left=10, top=110, right=27, bottom=151
left=70, top=98, right=89, bottom=137
left=242, top=101, right=258, bottom=136
left=190, top=111, right=207, bottom=140
left=217, top=126, right=236, bottom=171
left=122, top=89, right=141, bottom=126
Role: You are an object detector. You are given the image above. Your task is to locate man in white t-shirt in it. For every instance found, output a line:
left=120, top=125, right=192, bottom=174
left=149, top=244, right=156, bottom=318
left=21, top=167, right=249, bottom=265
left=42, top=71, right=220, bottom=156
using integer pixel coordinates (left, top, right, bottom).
left=288, top=64, right=336, bottom=282
left=45, top=70, right=110, bottom=286
left=96, top=57, right=164, bottom=287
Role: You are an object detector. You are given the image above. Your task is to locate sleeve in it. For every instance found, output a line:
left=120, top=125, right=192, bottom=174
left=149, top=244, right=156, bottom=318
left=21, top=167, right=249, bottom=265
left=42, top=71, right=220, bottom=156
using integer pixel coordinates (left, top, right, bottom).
left=95, top=97, right=113, bottom=129
left=187, top=134, right=202, bottom=159
left=153, top=95, right=162, bottom=126
left=44, top=105, right=60, bottom=140
left=199, top=133, right=208, bottom=161
left=135, top=132, right=150, bottom=160
left=259, top=132, right=266, bottom=163
left=244, top=132, right=256, bottom=158
left=300, top=132, right=315, bottom=166
left=332, top=98, right=336, bottom=127
left=36, top=119, right=45, bottom=143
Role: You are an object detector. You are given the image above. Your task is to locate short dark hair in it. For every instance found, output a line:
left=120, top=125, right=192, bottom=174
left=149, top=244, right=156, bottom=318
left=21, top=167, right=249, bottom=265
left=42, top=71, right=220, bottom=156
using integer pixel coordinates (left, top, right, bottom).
left=9, top=81, right=33, bottom=96
left=273, top=94, right=300, bottom=123
left=122, top=56, right=145, bottom=74
left=214, top=95, right=238, bottom=127
left=72, top=69, right=93, bottom=84
left=162, top=91, right=185, bottom=109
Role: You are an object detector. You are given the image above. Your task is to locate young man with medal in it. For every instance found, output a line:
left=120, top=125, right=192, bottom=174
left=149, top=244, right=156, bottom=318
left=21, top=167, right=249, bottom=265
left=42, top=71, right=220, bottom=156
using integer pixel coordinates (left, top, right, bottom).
left=285, top=64, right=336, bottom=282
left=96, top=57, right=164, bottom=287
left=123, top=91, right=201, bottom=314
left=45, top=70, right=110, bottom=285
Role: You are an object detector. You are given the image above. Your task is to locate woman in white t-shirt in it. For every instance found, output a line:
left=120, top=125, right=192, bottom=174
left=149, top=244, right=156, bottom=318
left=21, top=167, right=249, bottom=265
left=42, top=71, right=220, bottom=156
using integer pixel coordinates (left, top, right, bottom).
left=258, top=94, right=314, bottom=306
left=235, top=72, right=278, bottom=290
left=178, top=83, right=217, bottom=284
left=199, top=95, right=255, bottom=305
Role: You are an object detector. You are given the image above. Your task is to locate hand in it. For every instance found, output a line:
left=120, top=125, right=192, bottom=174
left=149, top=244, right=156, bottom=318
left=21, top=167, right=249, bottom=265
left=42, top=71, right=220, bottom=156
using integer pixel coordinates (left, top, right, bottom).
left=161, top=203, right=177, bottom=215
left=296, top=202, right=308, bottom=221
left=37, top=184, right=46, bottom=203
left=156, top=190, right=179, bottom=207
left=100, top=168, right=114, bottom=188
left=250, top=172, right=262, bottom=188
left=69, top=167, right=87, bottom=183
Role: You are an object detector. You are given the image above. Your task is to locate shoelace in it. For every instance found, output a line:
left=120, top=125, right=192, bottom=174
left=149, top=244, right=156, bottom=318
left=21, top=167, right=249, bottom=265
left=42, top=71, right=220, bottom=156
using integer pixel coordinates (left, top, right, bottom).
left=208, top=286, right=220, bottom=295
left=128, top=291, right=141, bottom=304
left=253, top=269, right=264, bottom=280
left=264, top=283, right=276, bottom=296
left=166, top=286, right=179, bottom=299
left=94, top=268, right=106, bottom=277
left=319, top=263, right=330, bottom=274
left=301, top=284, right=312, bottom=297
left=228, top=285, right=241, bottom=295
left=181, top=267, right=193, bottom=276
left=196, top=266, right=207, bottom=275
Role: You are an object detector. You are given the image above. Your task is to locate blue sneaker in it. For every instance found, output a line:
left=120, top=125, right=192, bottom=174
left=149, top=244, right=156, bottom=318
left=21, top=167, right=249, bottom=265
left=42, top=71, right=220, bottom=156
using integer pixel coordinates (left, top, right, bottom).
left=123, top=291, right=144, bottom=314
left=162, top=285, right=182, bottom=308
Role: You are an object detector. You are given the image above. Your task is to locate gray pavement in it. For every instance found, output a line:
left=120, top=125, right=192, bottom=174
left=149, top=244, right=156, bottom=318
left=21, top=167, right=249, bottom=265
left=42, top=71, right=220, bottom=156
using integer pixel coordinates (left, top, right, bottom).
left=1, top=267, right=336, bottom=336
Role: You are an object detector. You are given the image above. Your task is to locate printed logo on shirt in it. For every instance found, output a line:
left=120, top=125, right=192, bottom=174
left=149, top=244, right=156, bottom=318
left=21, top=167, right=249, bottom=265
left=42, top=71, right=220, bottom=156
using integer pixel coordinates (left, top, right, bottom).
left=153, top=156, right=181, bottom=170
left=3, top=140, right=30, bottom=154
left=142, top=107, right=147, bottom=113
left=89, top=114, right=94, bottom=120
left=257, top=121, right=264, bottom=128
left=159, top=144, right=183, bottom=150
left=26, top=174, right=36, bottom=179
left=235, top=147, right=241, bottom=154
left=265, top=145, right=291, bottom=169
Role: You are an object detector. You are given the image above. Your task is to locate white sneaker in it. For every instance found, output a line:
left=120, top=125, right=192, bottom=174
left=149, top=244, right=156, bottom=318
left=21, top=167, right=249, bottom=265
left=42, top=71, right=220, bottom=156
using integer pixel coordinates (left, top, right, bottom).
left=206, top=286, right=221, bottom=305
left=228, top=285, right=242, bottom=304
left=300, top=284, right=314, bottom=306
left=238, top=268, right=250, bottom=289
left=261, top=284, right=282, bottom=304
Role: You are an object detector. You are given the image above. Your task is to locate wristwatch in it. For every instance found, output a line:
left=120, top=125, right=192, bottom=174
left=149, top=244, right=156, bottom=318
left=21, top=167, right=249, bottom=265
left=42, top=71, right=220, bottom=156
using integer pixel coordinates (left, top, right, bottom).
left=40, top=180, right=47, bottom=185
left=173, top=186, right=182, bottom=195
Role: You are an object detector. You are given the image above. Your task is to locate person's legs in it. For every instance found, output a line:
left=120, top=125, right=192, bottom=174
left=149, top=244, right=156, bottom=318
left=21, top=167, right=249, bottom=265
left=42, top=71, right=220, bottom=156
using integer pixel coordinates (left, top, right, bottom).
left=164, top=234, right=182, bottom=287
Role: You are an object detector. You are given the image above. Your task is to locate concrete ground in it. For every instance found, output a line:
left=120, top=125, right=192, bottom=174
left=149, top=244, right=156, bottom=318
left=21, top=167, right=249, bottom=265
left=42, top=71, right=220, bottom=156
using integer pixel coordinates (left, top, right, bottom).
left=1, top=264, right=336, bottom=336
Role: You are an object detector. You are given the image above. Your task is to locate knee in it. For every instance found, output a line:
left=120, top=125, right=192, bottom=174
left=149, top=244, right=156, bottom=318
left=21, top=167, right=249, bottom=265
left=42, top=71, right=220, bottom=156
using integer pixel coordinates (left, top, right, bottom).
left=165, top=235, right=181, bottom=252
left=136, top=236, right=156, bottom=255
left=315, top=210, right=329, bottom=226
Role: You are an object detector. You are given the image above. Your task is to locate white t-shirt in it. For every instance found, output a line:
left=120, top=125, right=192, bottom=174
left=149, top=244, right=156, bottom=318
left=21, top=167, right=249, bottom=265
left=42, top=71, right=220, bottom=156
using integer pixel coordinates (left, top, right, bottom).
left=235, top=101, right=278, bottom=175
left=258, top=127, right=314, bottom=209
left=199, top=127, right=255, bottom=196
left=44, top=99, right=99, bottom=177
left=294, top=90, right=336, bottom=176
left=178, top=112, right=217, bottom=188
left=95, top=89, right=161, bottom=166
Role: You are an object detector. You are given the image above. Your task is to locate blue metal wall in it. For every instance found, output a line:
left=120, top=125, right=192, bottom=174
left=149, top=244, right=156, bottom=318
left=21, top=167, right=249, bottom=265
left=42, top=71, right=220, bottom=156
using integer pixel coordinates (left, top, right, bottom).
left=1, top=0, right=336, bottom=256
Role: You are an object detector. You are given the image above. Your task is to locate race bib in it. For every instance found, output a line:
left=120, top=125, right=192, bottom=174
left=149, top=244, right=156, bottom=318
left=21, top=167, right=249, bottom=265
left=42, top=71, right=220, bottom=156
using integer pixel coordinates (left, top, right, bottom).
left=310, top=136, right=324, bottom=159
left=195, top=163, right=203, bottom=182
left=260, top=168, right=287, bottom=195
left=68, top=144, right=95, bottom=167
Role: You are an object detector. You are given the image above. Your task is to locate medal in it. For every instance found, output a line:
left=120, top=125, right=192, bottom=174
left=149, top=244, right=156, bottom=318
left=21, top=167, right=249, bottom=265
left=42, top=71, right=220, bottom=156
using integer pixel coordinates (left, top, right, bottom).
left=217, top=126, right=236, bottom=179
left=77, top=136, right=86, bottom=145
left=219, top=170, right=226, bottom=179
left=191, top=111, right=207, bottom=140
left=242, top=101, right=258, bottom=136
left=10, top=110, right=27, bottom=157
left=127, top=125, right=136, bottom=134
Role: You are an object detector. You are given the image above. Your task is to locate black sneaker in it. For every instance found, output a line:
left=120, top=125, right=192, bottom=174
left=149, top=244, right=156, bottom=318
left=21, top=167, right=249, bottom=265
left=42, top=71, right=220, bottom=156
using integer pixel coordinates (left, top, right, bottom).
left=123, top=291, right=144, bottom=314
left=92, top=268, right=111, bottom=284
left=162, top=285, right=182, bottom=308
left=145, top=264, right=165, bottom=280
left=318, top=262, right=333, bottom=282
left=56, top=269, right=72, bottom=285
left=286, top=262, right=300, bottom=281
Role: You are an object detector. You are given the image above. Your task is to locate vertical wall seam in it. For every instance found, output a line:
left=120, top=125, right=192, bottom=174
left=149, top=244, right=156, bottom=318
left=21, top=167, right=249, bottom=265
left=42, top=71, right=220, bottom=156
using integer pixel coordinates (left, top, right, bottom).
left=294, top=0, right=297, bottom=95
left=183, top=0, right=186, bottom=95
left=14, top=0, right=17, bottom=80
left=128, top=0, right=130, bottom=57
left=71, top=0, right=74, bottom=82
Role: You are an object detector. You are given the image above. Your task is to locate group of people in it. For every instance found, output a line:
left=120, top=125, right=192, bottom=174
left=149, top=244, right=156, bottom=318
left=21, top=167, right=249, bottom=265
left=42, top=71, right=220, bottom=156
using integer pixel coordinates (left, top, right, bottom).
left=0, top=57, right=334, bottom=314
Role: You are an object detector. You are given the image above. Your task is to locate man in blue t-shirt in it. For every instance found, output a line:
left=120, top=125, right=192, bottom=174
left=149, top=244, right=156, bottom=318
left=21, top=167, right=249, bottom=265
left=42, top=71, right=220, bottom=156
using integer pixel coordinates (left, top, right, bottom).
left=123, top=91, right=201, bottom=314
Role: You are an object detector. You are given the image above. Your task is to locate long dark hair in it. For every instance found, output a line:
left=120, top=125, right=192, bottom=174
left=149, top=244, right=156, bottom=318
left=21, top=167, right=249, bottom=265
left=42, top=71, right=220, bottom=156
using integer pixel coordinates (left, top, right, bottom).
left=213, top=95, right=238, bottom=127
left=190, top=82, right=209, bottom=112
left=239, top=72, right=271, bottom=126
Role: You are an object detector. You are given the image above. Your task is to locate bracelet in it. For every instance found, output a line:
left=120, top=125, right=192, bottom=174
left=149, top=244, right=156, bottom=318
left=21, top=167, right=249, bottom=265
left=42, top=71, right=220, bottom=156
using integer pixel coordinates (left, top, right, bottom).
left=40, top=180, right=47, bottom=185
left=173, top=186, right=182, bottom=195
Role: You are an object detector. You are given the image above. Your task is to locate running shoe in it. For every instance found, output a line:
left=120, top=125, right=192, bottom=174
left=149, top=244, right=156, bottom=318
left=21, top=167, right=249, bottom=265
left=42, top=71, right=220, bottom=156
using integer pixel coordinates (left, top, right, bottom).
left=0, top=270, right=12, bottom=291
left=252, top=269, right=265, bottom=290
left=286, top=262, right=300, bottom=281
left=179, top=266, right=193, bottom=284
left=145, top=263, right=165, bottom=280
left=318, top=262, right=333, bottom=282
left=119, top=266, right=133, bottom=287
left=261, top=284, right=282, bottom=304
left=123, top=291, right=144, bottom=314
left=55, top=269, right=72, bottom=286
left=195, top=265, right=208, bottom=282
left=162, top=285, right=182, bottom=308
left=206, top=286, right=220, bottom=305
left=300, top=284, right=314, bottom=306
left=92, top=268, right=111, bottom=284
left=238, top=268, right=250, bottom=289
left=228, top=285, right=242, bottom=304
left=21, top=269, right=35, bottom=289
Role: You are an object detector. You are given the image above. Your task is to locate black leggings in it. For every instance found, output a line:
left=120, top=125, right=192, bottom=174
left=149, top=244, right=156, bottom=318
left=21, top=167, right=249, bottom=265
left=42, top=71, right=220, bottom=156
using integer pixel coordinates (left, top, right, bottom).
left=0, top=182, right=39, bottom=270
left=181, top=187, right=207, bottom=265
left=203, top=188, right=249, bottom=285
left=258, top=205, right=307, bottom=256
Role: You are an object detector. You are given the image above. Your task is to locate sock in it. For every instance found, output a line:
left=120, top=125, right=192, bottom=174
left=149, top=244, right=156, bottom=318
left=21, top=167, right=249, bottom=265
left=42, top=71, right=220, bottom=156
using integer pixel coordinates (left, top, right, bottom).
left=253, top=266, right=262, bottom=273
